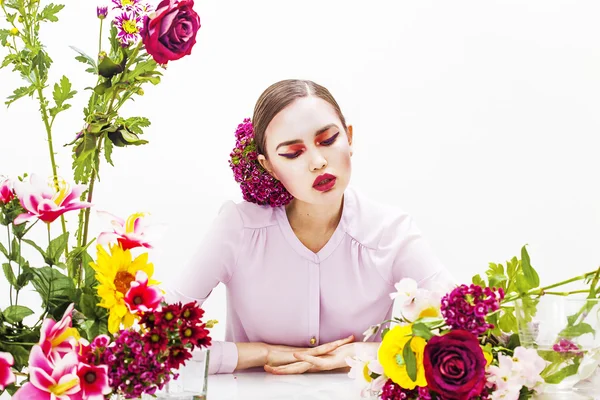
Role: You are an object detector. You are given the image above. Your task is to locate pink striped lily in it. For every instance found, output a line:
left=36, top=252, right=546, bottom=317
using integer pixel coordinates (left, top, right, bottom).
left=39, top=303, right=80, bottom=362
left=12, top=345, right=81, bottom=400
left=13, top=174, right=91, bottom=225
left=0, top=178, right=14, bottom=204
left=124, top=270, right=163, bottom=313
left=97, top=211, right=154, bottom=250
left=0, top=351, right=15, bottom=391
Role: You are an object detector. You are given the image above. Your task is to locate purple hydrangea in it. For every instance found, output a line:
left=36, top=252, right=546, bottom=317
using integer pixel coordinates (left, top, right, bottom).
left=229, top=118, right=294, bottom=208
left=440, top=284, right=505, bottom=335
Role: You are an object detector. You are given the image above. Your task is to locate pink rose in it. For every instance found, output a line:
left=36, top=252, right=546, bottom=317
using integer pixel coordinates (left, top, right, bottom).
left=141, top=0, right=201, bottom=64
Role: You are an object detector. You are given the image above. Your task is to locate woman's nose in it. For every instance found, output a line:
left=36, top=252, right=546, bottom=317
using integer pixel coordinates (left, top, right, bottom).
left=309, top=150, right=328, bottom=171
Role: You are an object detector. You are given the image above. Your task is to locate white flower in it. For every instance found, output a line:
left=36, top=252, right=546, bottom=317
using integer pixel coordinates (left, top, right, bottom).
left=488, top=354, right=523, bottom=400
left=345, top=352, right=386, bottom=398
left=362, top=325, right=379, bottom=342
left=512, top=347, right=546, bottom=389
left=390, top=278, right=418, bottom=305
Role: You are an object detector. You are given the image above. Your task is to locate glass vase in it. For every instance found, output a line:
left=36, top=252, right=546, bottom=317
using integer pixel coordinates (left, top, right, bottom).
left=515, top=296, right=600, bottom=397
left=151, top=348, right=210, bottom=400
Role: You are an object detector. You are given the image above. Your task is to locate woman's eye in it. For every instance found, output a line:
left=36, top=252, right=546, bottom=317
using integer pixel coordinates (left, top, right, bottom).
left=320, top=132, right=339, bottom=146
left=279, top=151, right=302, bottom=159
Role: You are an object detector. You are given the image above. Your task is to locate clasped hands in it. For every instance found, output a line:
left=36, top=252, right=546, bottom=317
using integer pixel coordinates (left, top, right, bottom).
left=263, top=335, right=358, bottom=375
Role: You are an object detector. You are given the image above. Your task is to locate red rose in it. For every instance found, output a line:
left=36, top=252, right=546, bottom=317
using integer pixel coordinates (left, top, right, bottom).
left=423, top=330, right=487, bottom=400
left=141, top=0, right=201, bottom=64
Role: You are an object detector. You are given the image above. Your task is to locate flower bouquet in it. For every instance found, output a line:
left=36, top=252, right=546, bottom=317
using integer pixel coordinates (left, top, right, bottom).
left=347, top=246, right=600, bottom=399
left=0, top=0, right=206, bottom=397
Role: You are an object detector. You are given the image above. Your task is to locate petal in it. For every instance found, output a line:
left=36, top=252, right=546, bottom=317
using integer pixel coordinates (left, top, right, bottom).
left=0, top=351, right=14, bottom=366
left=13, top=212, right=36, bottom=225
left=12, top=382, right=50, bottom=400
left=29, top=345, right=54, bottom=375
left=30, top=366, right=57, bottom=390
left=97, top=232, right=119, bottom=246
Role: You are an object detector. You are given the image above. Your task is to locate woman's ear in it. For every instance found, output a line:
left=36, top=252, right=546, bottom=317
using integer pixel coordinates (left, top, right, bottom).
left=258, top=154, right=279, bottom=180
left=347, top=125, right=353, bottom=156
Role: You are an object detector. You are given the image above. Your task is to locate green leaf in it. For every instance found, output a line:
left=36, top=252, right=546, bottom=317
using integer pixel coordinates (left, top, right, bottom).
left=98, top=55, right=124, bottom=78
left=521, top=245, right=540, bottom=288
left=486, top=262, right=508, bottom=290
left=70, top=46, right=97, bottom=72
left=30, top=266, right=76, bottom=310
left=507, top=333, right=521, bottom=350
left=0, top=29, right=10, bottom=47
left=80, top=293, right=99, bottom=319
left=1, top=343, right=31, bottom=370
left=47, top=232, right=69, bottom=266
left=50, top=76, right=77, bottom=117
left=104, top=134, right=114, bottom=166
left=39, top=3, right=65, bottom=22
left=412, top=322, right=434, bottom=340
left=3, top=305, right=34, bottom=324
left=381, top=327, right=390, bottom=340
left=498, top=308, right=518, bottom=333
left=559, top=322, right=595, bottom=339
left=5, top=85, right=36, bottom=106
left=2, top=263, right=17, bottom=286
left=22, top=238, right=47, bottom=259
left=93, top=79, right=112, bottom=95
left=0, top=242, right=8, bottom=259
left=403, top=338, right=418, bottom=382
left=543, top=362, right=581, bottom=384
left=472, top=274, right=486, bottom=287
left=1, top=53, right=18, bottom=69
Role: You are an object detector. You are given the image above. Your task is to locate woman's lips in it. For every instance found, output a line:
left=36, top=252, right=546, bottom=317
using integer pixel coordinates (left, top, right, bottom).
left=313, top=174, right=336, bottom=192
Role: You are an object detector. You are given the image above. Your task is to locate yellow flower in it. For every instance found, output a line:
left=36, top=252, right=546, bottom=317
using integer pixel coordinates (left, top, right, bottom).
left=378, top=325, right=427, bottom=389
left=482, top=346, right=493, bottom=367
left=90, top=244, right=158, bottom=333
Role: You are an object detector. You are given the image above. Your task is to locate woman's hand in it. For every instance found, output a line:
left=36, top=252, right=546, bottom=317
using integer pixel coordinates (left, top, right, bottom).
left=264, top=335, right=355, bottom=370
left=264, top=337, right=359, bottom=375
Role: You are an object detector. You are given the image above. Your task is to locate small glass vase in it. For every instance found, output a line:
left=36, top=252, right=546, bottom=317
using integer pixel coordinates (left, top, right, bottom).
left=150, top=348, right=210, bottom=400
left=515, top=296, right=600, bottom=397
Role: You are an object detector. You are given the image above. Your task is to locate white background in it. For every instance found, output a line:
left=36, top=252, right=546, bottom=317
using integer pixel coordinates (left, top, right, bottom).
left=1, top=0, right=600, bottom=344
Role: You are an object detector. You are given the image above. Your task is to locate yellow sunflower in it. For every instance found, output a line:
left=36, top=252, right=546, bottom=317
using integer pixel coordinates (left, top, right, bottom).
left=378, top=325, right=427, bottom=389
left=90, top=244, right=159, bottom=333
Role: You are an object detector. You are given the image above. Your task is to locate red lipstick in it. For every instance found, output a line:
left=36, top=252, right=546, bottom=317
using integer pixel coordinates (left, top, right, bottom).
left=313, top=173, right=336, bottom=192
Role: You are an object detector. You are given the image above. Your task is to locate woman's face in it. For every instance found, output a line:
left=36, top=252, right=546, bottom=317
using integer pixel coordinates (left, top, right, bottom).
left=258, top=96, right=353, bottom=206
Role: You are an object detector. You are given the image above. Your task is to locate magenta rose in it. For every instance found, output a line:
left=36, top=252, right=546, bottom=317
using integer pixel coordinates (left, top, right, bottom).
left=423, top=330, right=487, bottom=400
left=141, top=0, right=201, bottom=64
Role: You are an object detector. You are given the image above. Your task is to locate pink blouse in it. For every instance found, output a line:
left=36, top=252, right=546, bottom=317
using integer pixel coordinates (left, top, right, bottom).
left=167, top=186, right=455, bottom=374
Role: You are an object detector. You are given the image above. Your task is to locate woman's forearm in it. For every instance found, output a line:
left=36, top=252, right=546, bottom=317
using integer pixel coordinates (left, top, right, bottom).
left=234, top=342, right=270, bottom=370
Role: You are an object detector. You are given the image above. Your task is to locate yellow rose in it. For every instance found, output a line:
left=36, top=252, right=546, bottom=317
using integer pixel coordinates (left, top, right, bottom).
left=378, top=325, right=427, bottom=389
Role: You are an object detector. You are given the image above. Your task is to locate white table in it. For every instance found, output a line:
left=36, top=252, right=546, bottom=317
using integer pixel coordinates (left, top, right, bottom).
left=207, top=371, right=362, bottom=400
left=206, top=371, right=600, bottom=400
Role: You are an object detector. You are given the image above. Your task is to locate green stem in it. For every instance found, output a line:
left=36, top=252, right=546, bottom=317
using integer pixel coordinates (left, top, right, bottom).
left=47, top=222, right=51, bottom=246
left=99, top=18, right=103, bottom=55
left=544, top=289, right=591, bottom=296
left=503, top=270, right=600, bottom=303
left=7, top=225, right=13, bottom=306
left=14, top=237, right=22, bottom=305
left=32, top=68, right=69, bottom=259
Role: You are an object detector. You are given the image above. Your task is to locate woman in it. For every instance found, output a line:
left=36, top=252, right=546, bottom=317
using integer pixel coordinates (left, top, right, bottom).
left=168, top=79, right=455, bottom=375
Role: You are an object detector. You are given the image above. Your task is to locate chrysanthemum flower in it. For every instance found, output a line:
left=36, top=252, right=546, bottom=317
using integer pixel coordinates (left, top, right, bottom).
left=113, top=12, right=143, bottom=46
left=90, top=244, right=158, bottom=333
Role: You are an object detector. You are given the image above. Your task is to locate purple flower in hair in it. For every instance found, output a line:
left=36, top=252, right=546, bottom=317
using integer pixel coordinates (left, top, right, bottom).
left=229, top=118, right=294, bottom=207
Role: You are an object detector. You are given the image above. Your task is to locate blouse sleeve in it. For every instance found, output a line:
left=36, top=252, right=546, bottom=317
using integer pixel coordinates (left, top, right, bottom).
left=164, top=200, right=244, bottom=374
left=377, top=213, right=457, bottom=291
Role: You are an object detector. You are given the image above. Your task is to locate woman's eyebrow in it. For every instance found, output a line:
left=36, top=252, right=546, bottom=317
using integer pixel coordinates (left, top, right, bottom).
left=275, top=123, right=338, bottom=151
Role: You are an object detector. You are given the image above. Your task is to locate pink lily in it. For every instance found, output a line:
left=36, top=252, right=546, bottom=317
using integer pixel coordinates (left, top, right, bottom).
left=0, top=178, right=14, bottom=204
left=13, top=174, right=91, bottom=225
left=39, top=303, right=80, bottom=362
left=0, top=351, right=16, bottom=390
left=77, top=363, right=111, bottom=400
left=124, top=270, right=164, bottom=313
left=12, top=345, right=82, bottom=400
left=97, top=211, right=154, bottom=250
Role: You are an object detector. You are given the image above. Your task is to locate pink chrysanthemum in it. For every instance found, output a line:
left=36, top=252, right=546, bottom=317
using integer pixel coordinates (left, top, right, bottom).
left=440, top=284, right=505, bottom=335
left=228, top=118, right=294, bottom=207
left=113, top=12, right=143, bottom=46
left=112, top=0, right=142, bottom=12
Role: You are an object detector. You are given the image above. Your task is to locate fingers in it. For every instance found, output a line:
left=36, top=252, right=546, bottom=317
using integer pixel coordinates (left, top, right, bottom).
left=264, top=361, right=312, bottom=375
left=308, top=335, right=355, bottom=356
left=292, top=352, right=329, bottom=369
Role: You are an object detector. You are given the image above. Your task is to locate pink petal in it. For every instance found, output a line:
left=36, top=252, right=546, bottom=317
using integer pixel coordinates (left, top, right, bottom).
left=22, top=193, right=41, bottom=213
left=134, top=270, right=149, bottom=286
left=12, top=382, right=50, bottom=400
left=29, top=345, right=54, bottom=376
left=13, top=212, right=36, bottom=225
left=55, top=372, right=80, bottom=394
left=0, top=352, right=14, bottom=366
left=30, top=366, right=57, bottom=390
left=96, top=210, right=125, bottom=226
left=97, top=232, right=119, bottom=246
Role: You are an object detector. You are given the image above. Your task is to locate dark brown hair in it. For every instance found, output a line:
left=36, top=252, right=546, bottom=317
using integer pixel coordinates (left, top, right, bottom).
left=252, top=79, right=348, bottom=158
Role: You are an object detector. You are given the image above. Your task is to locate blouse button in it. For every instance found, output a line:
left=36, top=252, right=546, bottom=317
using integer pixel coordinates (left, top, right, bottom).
left=309, top=337, right=317, bottom=346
